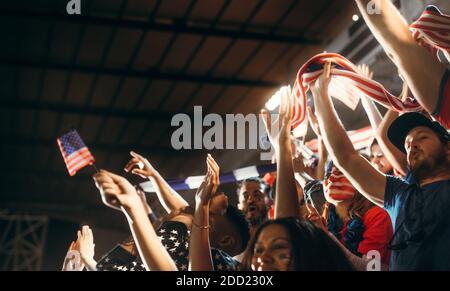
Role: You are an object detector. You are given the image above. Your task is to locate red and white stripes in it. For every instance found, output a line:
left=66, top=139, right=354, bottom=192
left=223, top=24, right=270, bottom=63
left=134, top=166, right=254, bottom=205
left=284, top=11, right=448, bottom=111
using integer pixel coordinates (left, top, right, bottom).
left=289, top=6, right=450, bottom=130
left=290, top=52, right=422, bottom=129
left=410, top=6, right=450, bottom=60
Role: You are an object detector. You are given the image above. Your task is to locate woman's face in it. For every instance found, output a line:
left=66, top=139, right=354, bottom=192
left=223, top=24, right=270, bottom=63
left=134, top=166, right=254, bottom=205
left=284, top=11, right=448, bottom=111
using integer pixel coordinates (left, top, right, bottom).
left=323, top=166, right=357, bottom=205
left=251, top=224, right=292, bottom=271
left=370, top=144, right=393, bottom=174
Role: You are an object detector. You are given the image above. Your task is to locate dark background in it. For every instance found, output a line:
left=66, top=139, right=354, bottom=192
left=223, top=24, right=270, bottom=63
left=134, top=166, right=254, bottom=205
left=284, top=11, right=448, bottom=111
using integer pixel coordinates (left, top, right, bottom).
left=1, top=0, right=448, bottom=270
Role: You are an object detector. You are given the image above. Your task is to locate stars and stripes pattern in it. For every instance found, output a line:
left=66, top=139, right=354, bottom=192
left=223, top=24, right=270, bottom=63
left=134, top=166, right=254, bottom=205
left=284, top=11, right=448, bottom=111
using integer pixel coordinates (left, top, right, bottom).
left=291, top=79, right=308, bottom=130
left=410, top=6, right=450, bottom=60
left=291, top=52, right=422, bottom=131
left=139, top=163, right=277, bottom=193
left=289, top=6, right=450, bottom=130
left=97, top=221, right=240, bottom=271
left=157, top=221, right=240, bottom=271
left=306, top=126, right=374, bottom=153
left=57, top=130, right=95, bottom=176
left=96, top=244, right=146, bottom=271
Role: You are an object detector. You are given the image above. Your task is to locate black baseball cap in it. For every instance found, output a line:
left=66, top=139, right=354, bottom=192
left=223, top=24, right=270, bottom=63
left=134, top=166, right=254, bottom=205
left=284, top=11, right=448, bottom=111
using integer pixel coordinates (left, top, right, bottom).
left=387, top=112, right=450, bottom=154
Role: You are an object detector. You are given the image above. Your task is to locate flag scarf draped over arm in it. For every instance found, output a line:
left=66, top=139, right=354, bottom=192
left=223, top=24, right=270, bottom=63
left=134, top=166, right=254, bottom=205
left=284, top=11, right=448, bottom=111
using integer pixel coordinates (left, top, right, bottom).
left=410, top=5, right=450, bottom=60
left=289, top=5, right=450, bottom=130
left=305, top=126, right=374, bottom=153
left=291, top=52, right=422, bottom=130
left=57, top=129, right=95, bottom=176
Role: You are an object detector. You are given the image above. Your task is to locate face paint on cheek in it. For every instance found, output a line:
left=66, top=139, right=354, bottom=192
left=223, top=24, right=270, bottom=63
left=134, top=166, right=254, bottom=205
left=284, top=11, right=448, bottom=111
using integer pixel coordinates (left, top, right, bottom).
left=325, top=176, right=356, bottom=202
left=328, top=188, right=356, bottom=201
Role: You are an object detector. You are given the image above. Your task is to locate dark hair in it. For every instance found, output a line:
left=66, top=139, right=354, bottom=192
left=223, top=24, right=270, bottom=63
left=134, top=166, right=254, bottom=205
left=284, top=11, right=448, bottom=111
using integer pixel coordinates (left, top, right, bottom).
left=224, top=205, right=250, bottom=253
left=322, top=193, right=374, bottom=222
left=236, top=177, right=268, bottom=197
left=369, top=138, right=378, bottom=151
left=241, top=218, right=354, bottom=271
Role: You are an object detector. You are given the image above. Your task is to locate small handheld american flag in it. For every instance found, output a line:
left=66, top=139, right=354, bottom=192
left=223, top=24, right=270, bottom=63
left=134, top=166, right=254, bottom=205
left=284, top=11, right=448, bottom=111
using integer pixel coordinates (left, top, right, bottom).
left=57, top=129, right=95, bottom=176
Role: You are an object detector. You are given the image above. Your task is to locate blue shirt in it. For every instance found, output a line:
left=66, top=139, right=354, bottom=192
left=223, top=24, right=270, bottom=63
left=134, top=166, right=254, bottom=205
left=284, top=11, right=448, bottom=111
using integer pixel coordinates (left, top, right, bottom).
left=384, top=175, right=450, bottom=270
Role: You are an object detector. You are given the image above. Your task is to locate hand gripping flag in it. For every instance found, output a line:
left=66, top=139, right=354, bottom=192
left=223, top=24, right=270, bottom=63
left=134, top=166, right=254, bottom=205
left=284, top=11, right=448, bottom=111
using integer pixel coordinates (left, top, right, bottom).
left=291, top=52, right=422, bottom=130
left=57, top=129, right=95, bottom=176
left=289, top=6, right=450, bottom=130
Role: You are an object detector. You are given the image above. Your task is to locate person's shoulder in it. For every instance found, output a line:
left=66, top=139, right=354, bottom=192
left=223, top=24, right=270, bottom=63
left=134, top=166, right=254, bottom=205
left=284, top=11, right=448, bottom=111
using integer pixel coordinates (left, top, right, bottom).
left=421, top=178, right=450, bottom=194
left=365, top=206, right=389, bottom=218
left=424, top=178, right=450, bottom=187
left=385, top=173, right=410, bottom=194
left=386, top=173, right=409, bottom=184
left=363, top=206, right=391, bottom=226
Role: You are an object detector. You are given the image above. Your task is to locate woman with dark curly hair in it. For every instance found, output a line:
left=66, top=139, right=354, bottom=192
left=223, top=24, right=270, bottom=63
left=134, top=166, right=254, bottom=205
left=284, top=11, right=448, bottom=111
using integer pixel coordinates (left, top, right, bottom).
left=241, top=218, right=354, bottom=271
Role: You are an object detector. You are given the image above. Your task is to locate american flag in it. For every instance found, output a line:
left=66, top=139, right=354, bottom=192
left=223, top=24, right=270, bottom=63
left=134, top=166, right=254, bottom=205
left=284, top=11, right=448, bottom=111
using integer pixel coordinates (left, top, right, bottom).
left=57, top=130, right=95, bottom=176
left=290, top=52, right=424, bottom=130
left=410, top=6, right=450, bottom=60
left=289, top=6, right=450, bottom=130
left=306, top=126, right=374, bottom=153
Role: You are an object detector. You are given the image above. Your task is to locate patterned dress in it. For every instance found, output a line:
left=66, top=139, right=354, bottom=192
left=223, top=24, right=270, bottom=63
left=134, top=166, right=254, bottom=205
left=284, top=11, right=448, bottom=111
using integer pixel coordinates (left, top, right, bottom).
left=96, top=220, right=240, bottom=271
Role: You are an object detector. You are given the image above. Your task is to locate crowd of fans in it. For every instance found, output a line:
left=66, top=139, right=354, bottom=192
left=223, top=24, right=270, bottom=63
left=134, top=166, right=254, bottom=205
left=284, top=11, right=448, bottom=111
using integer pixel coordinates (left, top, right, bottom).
left=62, top=0, right=450, bottom=271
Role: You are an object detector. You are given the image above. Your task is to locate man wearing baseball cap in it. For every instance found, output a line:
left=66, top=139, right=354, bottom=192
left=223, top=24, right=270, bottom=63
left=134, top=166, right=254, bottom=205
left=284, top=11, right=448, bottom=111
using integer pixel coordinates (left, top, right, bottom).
left=384, top=112, right=450, bottom=270
left=310, top=62, right=450, bottom=270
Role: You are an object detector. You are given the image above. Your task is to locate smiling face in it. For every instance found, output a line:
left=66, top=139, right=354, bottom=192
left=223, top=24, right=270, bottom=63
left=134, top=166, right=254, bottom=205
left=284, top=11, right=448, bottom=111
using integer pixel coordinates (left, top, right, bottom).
left=238, top=181, right=269, bottom=226
left=251, top=224, right=292, bottom=271
left=370, top=143, right=393, bottom=174
left=405, top=126, right=450, bottom=180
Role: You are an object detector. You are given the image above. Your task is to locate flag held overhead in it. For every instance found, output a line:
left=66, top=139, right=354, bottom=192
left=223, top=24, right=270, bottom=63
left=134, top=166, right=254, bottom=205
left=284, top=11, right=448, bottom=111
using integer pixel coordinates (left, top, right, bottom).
left=57, top=129, right=95, bottom=176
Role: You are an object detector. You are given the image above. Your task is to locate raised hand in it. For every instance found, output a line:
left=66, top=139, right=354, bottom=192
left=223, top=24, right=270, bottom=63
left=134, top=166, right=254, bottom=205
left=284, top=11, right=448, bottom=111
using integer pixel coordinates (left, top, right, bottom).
left=77, top=225, right=96, bottom=270
left=62, top=241, right=83, bottom=271
left=358, top=64, right=374, bottom=80
left=124, top=151, right=157, bottom=179
left=93, top=170, right=141, bottom=211
left=195, top=154, right=220, bottom=207
left=304, top=203, right=328, bottom=233
left=310, top=62, right=332, bottom=98
left=261, top=85, right=293, bottom=153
